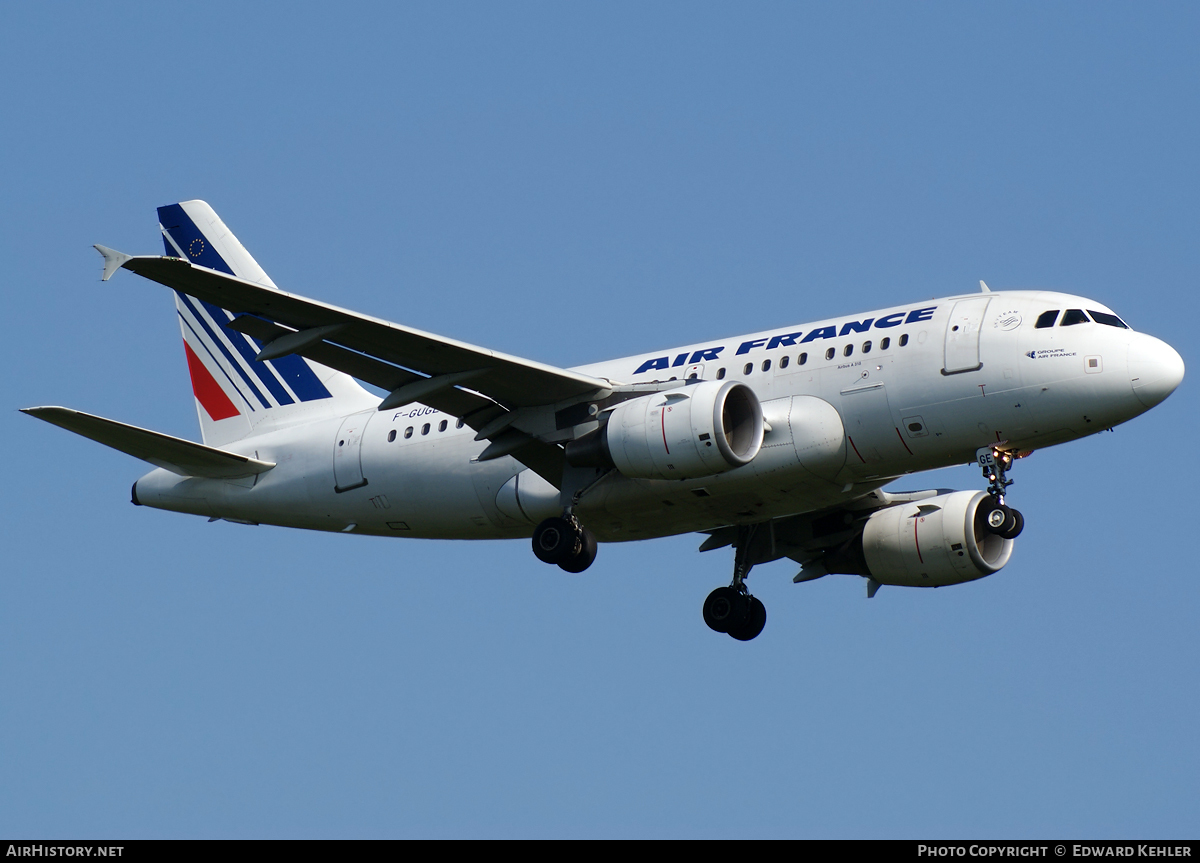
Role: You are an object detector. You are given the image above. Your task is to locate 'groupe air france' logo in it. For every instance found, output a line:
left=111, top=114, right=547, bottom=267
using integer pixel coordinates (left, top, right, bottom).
left=188, top=238, right=205, bottom=258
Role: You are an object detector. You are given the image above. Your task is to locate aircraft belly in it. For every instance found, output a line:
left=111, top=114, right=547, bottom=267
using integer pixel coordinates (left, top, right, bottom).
left=354, top=426, right=515, bottom=539
left=168, top=416, right=517, bottom=539
left=582, top=455, right=848, bottom=542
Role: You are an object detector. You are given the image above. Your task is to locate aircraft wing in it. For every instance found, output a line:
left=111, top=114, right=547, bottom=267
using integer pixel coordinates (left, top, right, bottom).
left=103, top=252, right=613, bottom=415
left=22, top=406, right=276, bottom=479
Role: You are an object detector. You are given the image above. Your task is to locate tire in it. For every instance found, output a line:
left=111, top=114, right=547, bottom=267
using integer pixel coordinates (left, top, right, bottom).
left=532, top=517, right=577, bottom=564
left=558, top=527, right=598, bottom=573
left=729, top=596, right=767, bottom=641
left=998, top=508, right=1024, bottom=540
left=983, top=501, right=1015, bottom=536
left=703, top=586, right=749, bottom=634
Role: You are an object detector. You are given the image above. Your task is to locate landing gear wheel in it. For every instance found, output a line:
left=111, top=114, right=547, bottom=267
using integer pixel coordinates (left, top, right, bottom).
left=558, top=527, right=597, bottom=573
left=703, top=586, right=749, bottom=634
left=532, top=517, right=577, bottom=564
left=728, top=595, right=767, bottom=641
left=983, top=500, right=1012, bottom=535
left=998, top=508, right=1024, bottom=540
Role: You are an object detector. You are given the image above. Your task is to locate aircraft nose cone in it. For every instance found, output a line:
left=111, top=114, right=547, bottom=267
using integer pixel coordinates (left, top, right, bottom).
left=1129, top=335, right=1185, bottom=408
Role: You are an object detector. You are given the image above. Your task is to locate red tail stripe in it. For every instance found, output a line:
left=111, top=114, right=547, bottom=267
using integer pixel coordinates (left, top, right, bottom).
left=184, top=341, right=240, bottom=421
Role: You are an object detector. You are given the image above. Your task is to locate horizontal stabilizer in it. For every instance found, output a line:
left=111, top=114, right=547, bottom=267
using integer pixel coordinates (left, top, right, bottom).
left=21, top=406, right=275, bottom=479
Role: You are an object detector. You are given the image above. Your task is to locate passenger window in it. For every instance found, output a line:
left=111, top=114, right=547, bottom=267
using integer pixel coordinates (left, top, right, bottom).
left=1088, top=310, right=1128, bottom=329
left=798, top=353, right=807, bottom=365
left=404, top=426, right=414, bottom=439
left=862, top=340, right=872, bottom=354
left=880, top=337, right=890, bottom=350
left=825, top=348, right=835, bottom=361
left=421, top=423, right=430, bottom=435
left=843, top=344, right=853, bottom=357
left=456, top=418, right=465, bottom=429
left=743, top=363, right=753, bottom=375
left=761, top=359, right=771, bottom=372
left=387, top=429, right=397, bottom=443
left=899, top=334, right=909, bottom=346
left=779, top=355, right=789, bottom=369
left=1061, top=309, right=1090, bottom=326
left=1035, top=310, right=1060, bottom=328
left=439, top=419, right=448, bottom=432
left=716, top=367, right=726, bottom=380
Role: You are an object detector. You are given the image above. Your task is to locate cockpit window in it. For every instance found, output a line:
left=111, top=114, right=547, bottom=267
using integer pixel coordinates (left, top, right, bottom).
left=1087, top=310, right=1128, bottom=329
left=1035, top=310, right=1060, bottom=328
left=1060, top=309, right=1090, bottom=326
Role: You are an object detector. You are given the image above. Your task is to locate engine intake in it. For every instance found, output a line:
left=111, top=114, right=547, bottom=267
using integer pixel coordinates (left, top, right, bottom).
left=566, top=381, right=763, bottom=481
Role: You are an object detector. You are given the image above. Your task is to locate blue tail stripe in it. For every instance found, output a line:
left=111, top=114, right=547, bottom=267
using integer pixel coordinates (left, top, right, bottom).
left=265, top=353, right=332, bottom=401
left=177, top=311, right=256, bottom=413
left=198, top=299, right=297, bottom=407
left=161, top=206, right=295, bottom=404
left=159, top=203, right=334, bottom=404
left=157, top=204, right=235, bottom=275
left=176, top=292, right=273, bottom=410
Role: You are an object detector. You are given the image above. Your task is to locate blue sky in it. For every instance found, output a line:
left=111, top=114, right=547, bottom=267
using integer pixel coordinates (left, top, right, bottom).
left=2, top=2, right=1197, bottom=838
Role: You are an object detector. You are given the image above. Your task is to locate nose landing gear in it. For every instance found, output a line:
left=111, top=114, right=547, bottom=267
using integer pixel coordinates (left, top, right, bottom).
left=703, top=524, right=767, bottom=641
left=977, top=444, right=1025, bottom=540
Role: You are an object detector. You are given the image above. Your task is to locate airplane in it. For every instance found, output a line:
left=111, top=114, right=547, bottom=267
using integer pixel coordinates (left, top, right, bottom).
left=23, top=201, right=1185, bottom=641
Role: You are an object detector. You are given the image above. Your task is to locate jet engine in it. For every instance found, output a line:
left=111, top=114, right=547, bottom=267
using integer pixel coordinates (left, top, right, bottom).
left=858, top=490, right=1014, bottom=587
left=566, top=380, right=764, bottom=481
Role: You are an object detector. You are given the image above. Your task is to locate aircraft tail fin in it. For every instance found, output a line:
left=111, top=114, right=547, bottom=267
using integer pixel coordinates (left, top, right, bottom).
left=157, top=201, right=376, bottom=447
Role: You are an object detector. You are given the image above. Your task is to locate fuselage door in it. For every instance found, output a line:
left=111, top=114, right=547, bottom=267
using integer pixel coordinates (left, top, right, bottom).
left=333, top=409, right=373, bottom=492
left=943, top=297, right=991, bottom=374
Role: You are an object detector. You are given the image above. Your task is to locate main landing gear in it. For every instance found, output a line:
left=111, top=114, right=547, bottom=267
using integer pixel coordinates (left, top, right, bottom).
left=976, top=444, right=1025, bottom=541
left=532, top=515, right=598, bottom=573
left=531, top=468, right=612, bottom=574
left=702, top=525, right=767, bottom=642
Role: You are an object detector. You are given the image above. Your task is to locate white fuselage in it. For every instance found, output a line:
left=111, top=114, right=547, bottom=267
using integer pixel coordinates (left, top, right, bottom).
left=132, top=290, right=1180, bottom=542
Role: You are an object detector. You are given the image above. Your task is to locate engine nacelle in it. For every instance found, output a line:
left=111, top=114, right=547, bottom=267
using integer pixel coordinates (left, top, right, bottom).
left=568, top=381, right=764, bottom=481
left=861, top=490, right=1014, bottom=587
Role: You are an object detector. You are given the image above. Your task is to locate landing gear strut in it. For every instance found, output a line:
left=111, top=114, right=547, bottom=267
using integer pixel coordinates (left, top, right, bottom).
left=976, top=444, right=1024, bottom=540
left=702, top=524, right=767, bottom=641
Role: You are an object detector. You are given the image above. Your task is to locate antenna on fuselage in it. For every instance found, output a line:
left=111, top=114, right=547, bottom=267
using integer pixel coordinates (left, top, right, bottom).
left=979, top=280, right=991, bottom=293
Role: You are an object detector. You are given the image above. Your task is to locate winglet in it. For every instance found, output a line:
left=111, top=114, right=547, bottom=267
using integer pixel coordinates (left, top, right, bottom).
left=94, top=245, right=134, bottom=281
left=979, top=280, right=991, bottom=293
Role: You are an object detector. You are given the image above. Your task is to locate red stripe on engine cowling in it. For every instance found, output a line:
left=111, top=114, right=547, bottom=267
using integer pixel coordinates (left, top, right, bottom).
left=183, top=341, right=240, bottom=421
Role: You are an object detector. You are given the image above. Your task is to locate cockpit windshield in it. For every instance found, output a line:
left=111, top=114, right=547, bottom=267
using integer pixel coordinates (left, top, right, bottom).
left=1087, top=310, right=1129, bottom=329
left=1034, top=307, right=1130, bottom=330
